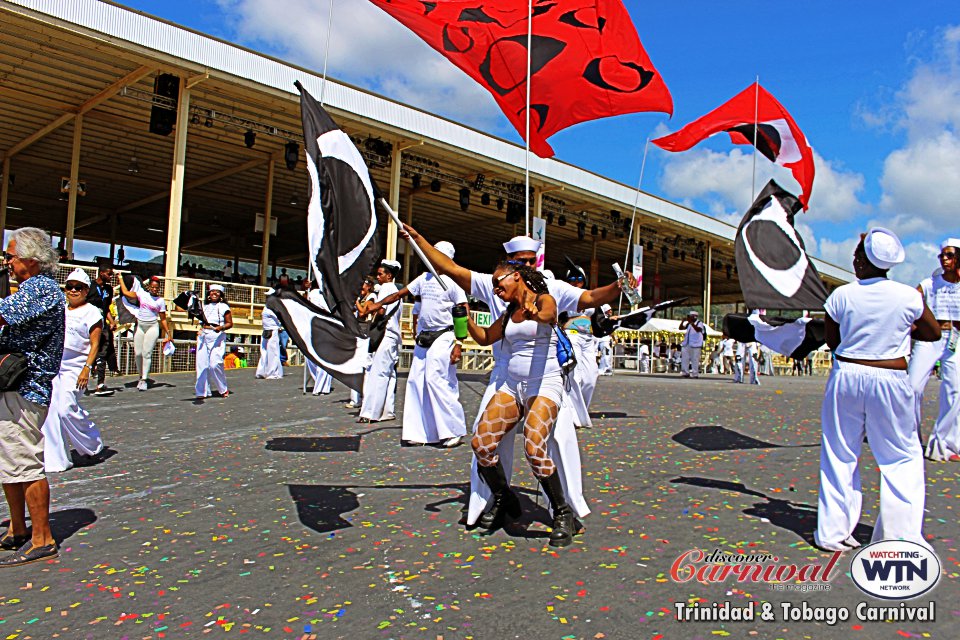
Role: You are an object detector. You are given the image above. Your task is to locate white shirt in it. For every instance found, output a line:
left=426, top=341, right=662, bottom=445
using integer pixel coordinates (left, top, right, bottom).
left=201, top=301, right=231, bottom=332
left=376, top=281, right=402, bottom=339
left=824, top=277, right=924, bottom=360
left=406, top=273, right=467, bottom=332
left=470, top=270, right=583, bottom=317
left=721, top=338, right=734, bottom=356
left=503, top=317, right=560, bottom=380
left=681, top=319, right=705, bottom=348
left=639, top=343, right=650, bottom=358
left=920, top=273, right=960, bottom=321
left=135, top=290, right=166, bottom=322
left=63, top=303, right=103, bottom=356
left=261, top=307, right=281, bottom=330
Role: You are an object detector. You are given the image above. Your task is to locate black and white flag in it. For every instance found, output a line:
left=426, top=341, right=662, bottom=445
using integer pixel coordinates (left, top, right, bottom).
left=725, top=179, right=829, bottom=358
left=265, top=81, right=380, bottom=392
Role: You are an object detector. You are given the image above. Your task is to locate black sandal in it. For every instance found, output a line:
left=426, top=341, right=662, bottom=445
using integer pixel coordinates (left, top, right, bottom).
left=0, top=542, right=59, bottom=567
left=0, top=530, right=29, bottom=551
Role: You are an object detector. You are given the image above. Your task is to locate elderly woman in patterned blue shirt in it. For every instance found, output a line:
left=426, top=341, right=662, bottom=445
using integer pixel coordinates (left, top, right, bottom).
left=0, top=228, right=65, bottom=568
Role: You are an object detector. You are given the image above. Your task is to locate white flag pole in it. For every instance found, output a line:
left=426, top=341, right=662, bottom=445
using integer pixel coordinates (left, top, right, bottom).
left=319, top=0, right=334, bottom=106
left=617, top=137, right=650, bottom=314
left=379, top=197, right=448, bottom=291
left=751, top=76, right=759, bottom=200
left=524, top=0, right=532, bottom=236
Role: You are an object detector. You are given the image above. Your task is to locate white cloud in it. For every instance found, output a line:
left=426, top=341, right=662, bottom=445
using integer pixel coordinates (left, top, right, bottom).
left=214, top=0, right=505, bottom=130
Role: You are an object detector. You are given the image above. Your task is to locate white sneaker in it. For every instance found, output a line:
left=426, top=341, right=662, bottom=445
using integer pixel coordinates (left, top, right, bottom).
left=137, top=380, right=147, bottom=392
left=344, top=402, right=358, bottom=409
left=442, top=436, right=462, bottom=448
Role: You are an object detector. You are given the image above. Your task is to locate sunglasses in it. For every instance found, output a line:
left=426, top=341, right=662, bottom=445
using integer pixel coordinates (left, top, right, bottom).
left=939, top=252, right=957, bottom=260
left=3, top=252, right=18, bottom=262
left=506, top=257, right=536, bottom=266
left=492, top=271, right=516, bottom=294
left=64, top=283, right=87, bottom=292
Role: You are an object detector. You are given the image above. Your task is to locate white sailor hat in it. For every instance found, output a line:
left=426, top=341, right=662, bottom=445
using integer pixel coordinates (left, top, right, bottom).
left=381, top=259, right=401, bottom=271
left=689, top=310, right=699, bottom=317
left=941, top=238, right=960, bottom=250
left=209, top=284, right=225, bottom=292
left=434, top=241, right=455, bottom=259
left=65, top=268, right=91, bottom=286
left=863, top=227, right=905, bottom=270
left=502, top=235, right=541, bottom=254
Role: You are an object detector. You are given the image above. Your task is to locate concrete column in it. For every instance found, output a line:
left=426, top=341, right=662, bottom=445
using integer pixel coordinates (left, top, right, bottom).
left=589, top=238, right=599, bottom=289
left=386, top=144, right=401, bottom=261
left=65, top=114, right=83, bottom=258
left=401, top=194, right=414, bottom=279
left=703, top=242, right=713, bottom=320
left=109, top=212, right=117, bottom=261
left=259, top=159, right=275, bottom=285
left=164, top=82, right=191, bottom=281
left=0, top=157, right=9, bottom=239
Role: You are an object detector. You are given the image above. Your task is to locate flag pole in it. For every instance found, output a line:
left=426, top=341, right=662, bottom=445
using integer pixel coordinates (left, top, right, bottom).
left=617, top=137, right=650, bottom=315
left=524, top=0, right=532, bottom=236
left=379, top=197, right=448, bottom=291
left=751, top=76, right=759, bottom=200
left=319, top=0, right=334, bottom=105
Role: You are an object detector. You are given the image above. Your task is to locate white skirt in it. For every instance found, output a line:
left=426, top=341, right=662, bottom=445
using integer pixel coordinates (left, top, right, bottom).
left=42, top=352, right=103, bottom=473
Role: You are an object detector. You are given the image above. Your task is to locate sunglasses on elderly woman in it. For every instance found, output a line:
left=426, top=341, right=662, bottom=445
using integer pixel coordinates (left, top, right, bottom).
left=64, top=283, right=88, bottom=291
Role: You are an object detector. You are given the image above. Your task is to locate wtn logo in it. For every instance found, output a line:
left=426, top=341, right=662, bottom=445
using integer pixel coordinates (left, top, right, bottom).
left=851, top=541, right=941, bottom=600
left=860, top=559, right=927, bottom=583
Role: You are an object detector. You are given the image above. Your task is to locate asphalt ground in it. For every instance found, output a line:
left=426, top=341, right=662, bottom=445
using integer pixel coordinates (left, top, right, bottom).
left=0, top=367, right=956, bottom=640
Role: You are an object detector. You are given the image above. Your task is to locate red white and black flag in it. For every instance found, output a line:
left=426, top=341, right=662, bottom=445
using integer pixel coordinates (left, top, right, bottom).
left=652, top=83, right=815, bottom=208
left=722, top=180, right=828, bottom=358
left=265, top=82, right=381, bottom=391
left=367, top=0, right=673, bottom=157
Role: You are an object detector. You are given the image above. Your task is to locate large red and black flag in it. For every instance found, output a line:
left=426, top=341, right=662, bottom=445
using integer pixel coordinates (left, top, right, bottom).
left=722, top=180, right=828, bottom=358
left=265, top=82, right=381, bottom=391
left=367, top=0, right=673, bottom=157
left=652, top=83, right=815, bottom=209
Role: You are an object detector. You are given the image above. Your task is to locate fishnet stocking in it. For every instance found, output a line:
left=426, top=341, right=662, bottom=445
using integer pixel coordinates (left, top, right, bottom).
left=522, top=396, right=559, bottom=478
left=472, top=391, right=520, bottom=467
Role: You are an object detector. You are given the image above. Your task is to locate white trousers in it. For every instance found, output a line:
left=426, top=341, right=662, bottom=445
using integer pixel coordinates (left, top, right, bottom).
left=402, top=332, right=466, bottom=443
left=43, top=352, right=104, bottom=473
left=732, top=358, right=743, bottom=383
left=909, top=336, right=960, bottom=460
left=305, top=360, right=333, bottom=394
left=195, top=331, right=228, bottom=397
left=359, top=333, right=399, bottom=421
left=749, top=354, right=760, bottom=385
left=256, top=329, right=283, bottom=379
left=565, top=333, right=595, bottom=428
left=466, top=364, right=590, bottom=525
left=816, top=361, right=927, bottom=548
left=598, top=348, right=612, bottom=375
left=134, top=320, right=159, bottom=381
left=681, top=346, right=701, bottom=377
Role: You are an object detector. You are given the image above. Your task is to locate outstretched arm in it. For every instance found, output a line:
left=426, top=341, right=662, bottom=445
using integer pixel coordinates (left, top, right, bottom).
left=401, top=224, right=473, bottom=292
left=468, top=310, right=505, bottom=346
left=366, top=286, right=410, bottom=315
left=576, top=272, right=637, bottom=310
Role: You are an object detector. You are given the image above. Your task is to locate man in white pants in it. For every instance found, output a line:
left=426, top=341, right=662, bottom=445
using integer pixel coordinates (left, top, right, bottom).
left=815, top=228, right=941, bottom=551
left=908, top=238, right=960, bottom=461
left=358, top=260, right=402, bottom=423
left=367, top=242, right=468, bottom=447
left=678, top=311, right=704, bottom=378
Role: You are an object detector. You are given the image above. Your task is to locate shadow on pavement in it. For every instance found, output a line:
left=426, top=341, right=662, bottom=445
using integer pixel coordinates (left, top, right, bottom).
left=267, top=436, right=361, bottom=453
left=49, top=508, right=97, bottom=544
left=672, top=425, right=817, bottom=451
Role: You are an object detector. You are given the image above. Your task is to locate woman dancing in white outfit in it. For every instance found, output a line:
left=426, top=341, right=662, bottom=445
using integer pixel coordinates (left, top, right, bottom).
left=467, top=261, right=576, bottom=547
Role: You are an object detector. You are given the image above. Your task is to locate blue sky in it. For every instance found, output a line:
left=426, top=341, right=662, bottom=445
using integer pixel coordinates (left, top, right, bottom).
left=114, top=0, right=960, bottom=282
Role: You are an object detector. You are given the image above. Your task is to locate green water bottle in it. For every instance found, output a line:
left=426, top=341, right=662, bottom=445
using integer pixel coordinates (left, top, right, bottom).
left=453, top=304, right=469, bottom=340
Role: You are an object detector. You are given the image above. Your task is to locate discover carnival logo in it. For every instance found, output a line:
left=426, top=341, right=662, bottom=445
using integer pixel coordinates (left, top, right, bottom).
left=850, top=540, right=941, bottom=600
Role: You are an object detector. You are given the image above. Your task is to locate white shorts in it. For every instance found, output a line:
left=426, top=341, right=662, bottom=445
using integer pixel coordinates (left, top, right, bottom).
left=497, top=373, right=565, bottom=411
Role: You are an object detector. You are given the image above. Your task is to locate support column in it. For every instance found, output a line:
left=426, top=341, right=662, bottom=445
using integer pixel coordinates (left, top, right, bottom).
left=65, top=114, right=83, bottom=258
left=164, top=82, right=191, bottom=282
left=109, top=212, right=117, bottom=261
left=702, top=242, right=712, bottom=322
left=401, top=194, right=414, bottom=278
left=589, top=238, right=599, bottom=289
left=259, top=158, right=275, bottom=285
left=386, top=144, right=402, bottom=261
left=533, top=187, right=543, bottom=221
left=0, top=157, right=9, bottom=239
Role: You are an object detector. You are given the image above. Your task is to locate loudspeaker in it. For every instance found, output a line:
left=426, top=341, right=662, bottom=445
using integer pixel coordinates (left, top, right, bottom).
left=149, top=74, right=180, bottom=136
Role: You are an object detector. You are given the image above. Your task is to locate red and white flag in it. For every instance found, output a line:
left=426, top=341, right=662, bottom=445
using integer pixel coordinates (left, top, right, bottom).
left=652, top=83, right=815, bottom=209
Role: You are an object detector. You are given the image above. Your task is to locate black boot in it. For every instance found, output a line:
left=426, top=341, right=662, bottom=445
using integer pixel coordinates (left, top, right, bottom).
left=539, top=471, right=575, bottom=547
left=476, top=462, right=521, bottom=531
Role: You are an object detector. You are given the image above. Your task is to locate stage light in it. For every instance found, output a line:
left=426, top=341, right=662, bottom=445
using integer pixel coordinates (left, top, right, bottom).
left=601, top=227, right=607, bottom=240
left=190, top=113, right=201, bottom=125
left=577, top=221, right=586, bottom=240
left=284, top=142, right=300, bottom=171
left=557, top=214, right=566, bottom=227
left=661, top=245, right=668, bottom=262
left=591, top=224, right=598, bottom=236
left=412, top=174, right=421, bottom=189
left=430, top=179, right=442, bottom=192
left=244, top=130, right=256, bottom=148
left=496, top=197, right=504, bottom=211
left=673, top=248, right=680, bottom=258
left=458, top=187, right=471, bottom=212
left=289, top=193, right=299, bottom=206
left=480, top=192, right=490, bottom=206
left=545, top=211, right=554, bottom=224
left=474, top=173, right=485, bottom=190
left=127, top=154, right=140, bottom=174
left=647, top=240, right=654, bottom=251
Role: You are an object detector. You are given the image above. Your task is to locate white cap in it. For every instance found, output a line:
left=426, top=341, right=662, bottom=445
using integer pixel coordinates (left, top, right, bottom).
left=209, top=284, right=225, bottom=292
left=65, top=268, right=90, bottom=286
left=941, top=238, right=960, bottom=250
left=864, top=227, right=905, bottom=270
left=690, top=311, right=699, bottom=317
left=434, top=241, right=455, bottom=259
left=265, top=288, right=276, bottom=295
left=502, top=235, right=541, bottom=254
left=540, top=269, right=556, bottom=280
left=381, top=259, right=401, bottom=271
left=162, top=341, right=176, bottom=357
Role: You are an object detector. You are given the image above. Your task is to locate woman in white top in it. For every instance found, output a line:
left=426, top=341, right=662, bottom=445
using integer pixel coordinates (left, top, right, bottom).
left=195, top=284, right=233, bottom=400
left=257, top=290, right=284, bottom=380
left=908, top=238, right=960, bottom=461
left=118, top=275, right=172, bottom=391
left=466, top=261, right=575, bottom=547
left=816, top=228, right=940, bottom=552
left=42, top=269, right=105, bottom=472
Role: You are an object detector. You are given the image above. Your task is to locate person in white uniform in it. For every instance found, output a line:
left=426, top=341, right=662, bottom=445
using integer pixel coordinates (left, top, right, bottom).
left=908, top=238, right=960, bottom=461
left=368, top=242, right=468, bottom=447
left=559, top=265, right=596, bottom=428
left=117, top=275, right=172, bottom=391
left=466, top=261, right=576, bottom=546
left=678, top=311, right=705, bottom=378
left=195, top=285, right=232, bottom=401
left=815, top=228, right=941, bottom=552
left=42, top=269, right=105, bottom=472
left=721, top=336, right=734, bottom=375
left=597, top=335, right=613, bottom=375
left=731, top=341, right=745, bottom=383
left=256, top=291, right=284, bottom=380
left=357, top=260, right=403, bottom=423
left=745, top=341, right=760, bottom=385
left=303, top=281, right=333, bottom=394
